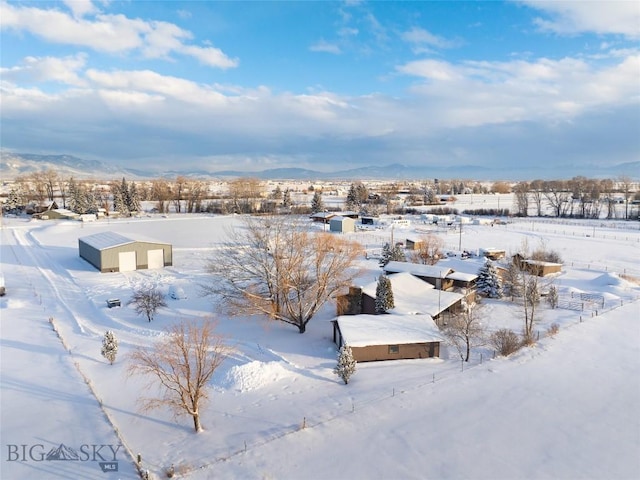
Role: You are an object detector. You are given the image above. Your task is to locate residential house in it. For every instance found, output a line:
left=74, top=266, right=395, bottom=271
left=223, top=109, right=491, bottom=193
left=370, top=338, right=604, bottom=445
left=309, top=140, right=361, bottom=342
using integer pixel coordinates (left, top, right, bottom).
left=332, top=314, right=443, bottom=362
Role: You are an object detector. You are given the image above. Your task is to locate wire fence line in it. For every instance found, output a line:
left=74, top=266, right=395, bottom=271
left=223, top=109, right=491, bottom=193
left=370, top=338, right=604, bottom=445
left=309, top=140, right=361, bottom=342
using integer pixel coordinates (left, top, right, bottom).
left=178, top=294, right=640, bottom=479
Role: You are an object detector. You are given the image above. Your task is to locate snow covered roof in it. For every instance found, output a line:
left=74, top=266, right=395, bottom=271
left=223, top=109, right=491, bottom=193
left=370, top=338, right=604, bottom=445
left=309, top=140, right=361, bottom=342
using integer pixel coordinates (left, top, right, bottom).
left=336, top=314, right=444, bottom=347
left=330, top=215, right=353, bottom=223
left=524, top=259, right=562, bottom=267
left=79, top=232, right=135, bottom=250
left=311, top=212, right=333, bottom=218
left=360, top=272, right=463, bottom=317
left=384, top=261, right=452, bottom=279
left=51, top=208, right=78, bottom=216
left=447, top=271, right=478, bottom=282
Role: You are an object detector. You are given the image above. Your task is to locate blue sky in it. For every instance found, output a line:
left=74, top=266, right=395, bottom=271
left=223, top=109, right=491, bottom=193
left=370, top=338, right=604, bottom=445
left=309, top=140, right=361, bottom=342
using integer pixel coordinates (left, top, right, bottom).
left=1, top=1, right=638, bottom=176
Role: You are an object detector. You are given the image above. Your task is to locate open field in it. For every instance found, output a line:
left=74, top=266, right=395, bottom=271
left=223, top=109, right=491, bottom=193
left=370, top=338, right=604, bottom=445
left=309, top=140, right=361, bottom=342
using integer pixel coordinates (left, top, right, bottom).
left=1, top=210, right=639, bottom=479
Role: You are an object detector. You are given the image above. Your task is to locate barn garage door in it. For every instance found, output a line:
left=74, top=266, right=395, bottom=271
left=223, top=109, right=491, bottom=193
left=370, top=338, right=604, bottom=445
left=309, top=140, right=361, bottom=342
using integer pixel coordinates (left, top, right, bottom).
left=147, top=249, right=164, bottom=269
left=119, top=251, right=137, bottom=272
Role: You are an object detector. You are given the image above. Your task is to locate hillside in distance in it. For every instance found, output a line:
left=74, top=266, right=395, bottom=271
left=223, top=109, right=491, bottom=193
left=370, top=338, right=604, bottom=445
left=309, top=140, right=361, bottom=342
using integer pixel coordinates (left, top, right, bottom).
left=1, top=151, right=638, bottom=181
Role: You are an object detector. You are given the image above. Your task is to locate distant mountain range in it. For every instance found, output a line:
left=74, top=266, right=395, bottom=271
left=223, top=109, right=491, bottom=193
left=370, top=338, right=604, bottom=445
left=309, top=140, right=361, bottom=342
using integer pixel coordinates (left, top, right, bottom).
left=1, top=151, right=637, bottom=181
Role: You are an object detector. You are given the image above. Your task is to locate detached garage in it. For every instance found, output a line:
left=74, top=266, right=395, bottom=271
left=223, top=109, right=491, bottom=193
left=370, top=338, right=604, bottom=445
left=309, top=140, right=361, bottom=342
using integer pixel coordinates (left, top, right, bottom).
left=79, top=232, right=172, bottom=273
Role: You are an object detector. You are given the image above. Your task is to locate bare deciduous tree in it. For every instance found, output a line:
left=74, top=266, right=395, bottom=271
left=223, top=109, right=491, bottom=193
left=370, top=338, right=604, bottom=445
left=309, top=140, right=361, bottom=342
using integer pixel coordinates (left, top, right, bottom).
left=127, top=319, right=231, bottom=432
left=128, top=286, right=167, bottom=322
left=409, top=234, right=444, bottom=265
left=204, top=216, right=363, bottom=333
left=444, top=299, right=485, bottom=362
left=513, top=181, right=529, bottom=217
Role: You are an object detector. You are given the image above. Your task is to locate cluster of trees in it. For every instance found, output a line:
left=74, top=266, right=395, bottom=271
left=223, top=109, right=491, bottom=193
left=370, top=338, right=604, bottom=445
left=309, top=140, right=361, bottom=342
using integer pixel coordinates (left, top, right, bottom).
left=512, top=176, right=638, bottom=219
left=203, top=216, right=363, bottom=334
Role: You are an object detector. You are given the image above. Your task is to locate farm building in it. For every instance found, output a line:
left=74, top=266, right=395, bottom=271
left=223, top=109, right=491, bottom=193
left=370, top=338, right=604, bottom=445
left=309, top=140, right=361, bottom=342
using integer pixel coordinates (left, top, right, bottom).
left=479, top=248, right=506, bottom=261
left=512, top=254, right=562, bottom=277
left=78, top=232, right=172, bottom=273
left=35, top=208, right=79, bottom=221
left=330, top=216, right=356, bottom=233
left=332, top=314, right=443, bottom=362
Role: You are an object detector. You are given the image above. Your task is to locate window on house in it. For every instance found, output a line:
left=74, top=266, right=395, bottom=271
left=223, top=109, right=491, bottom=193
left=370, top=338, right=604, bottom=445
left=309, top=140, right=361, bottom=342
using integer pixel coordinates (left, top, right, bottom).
left=388, top=345, right=399, bottom=354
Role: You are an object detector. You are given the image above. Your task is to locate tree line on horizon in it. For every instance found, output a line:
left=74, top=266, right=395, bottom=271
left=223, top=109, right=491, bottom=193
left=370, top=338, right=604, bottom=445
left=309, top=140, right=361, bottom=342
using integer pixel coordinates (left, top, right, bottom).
left=2, top=170, right=639, bottom=220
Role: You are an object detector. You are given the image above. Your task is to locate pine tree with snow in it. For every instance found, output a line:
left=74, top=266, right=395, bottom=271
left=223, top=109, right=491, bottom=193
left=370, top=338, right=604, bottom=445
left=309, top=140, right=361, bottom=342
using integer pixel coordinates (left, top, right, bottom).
left=101, top=330, right=118, bottom=365
left=334, top=345, right=356, bottom=384
left=311, top=190, right=324, bottom=213
left=375, top=274, right=394, bottom=313
left=391, top=244, right=406, bottom=263
left=282, top=188, right=291, bottom=208
left=379, top=242, right=406, bottom=267
left=5, top=186, right=24, bottom=212
left=476, top=260, right=503, bottom=298
left=127, top=181, right=142, bottom=213
left=345, top=183, right=359, bottom=210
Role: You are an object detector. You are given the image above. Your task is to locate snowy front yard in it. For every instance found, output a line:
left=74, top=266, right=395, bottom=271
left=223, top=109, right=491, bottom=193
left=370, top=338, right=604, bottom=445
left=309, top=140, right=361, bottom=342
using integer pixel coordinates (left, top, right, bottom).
left=1, top=214, right=639, bottom=479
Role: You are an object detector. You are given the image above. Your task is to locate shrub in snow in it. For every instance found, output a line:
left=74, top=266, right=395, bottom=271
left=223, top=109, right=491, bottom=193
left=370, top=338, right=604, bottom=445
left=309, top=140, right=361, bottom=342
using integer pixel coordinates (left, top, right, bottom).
left=547, top=323, right=560, bottom=337
left=334, top=345, right=356, bottom=385
left=476, top=260, right=503, bottom=298
left=490, top=328, right=520, bottom=357
left=101, top=330, right=118, bottom=365
left=547, top=284, right=559, bottom=309
left=375, top=275, right=394, bottom=313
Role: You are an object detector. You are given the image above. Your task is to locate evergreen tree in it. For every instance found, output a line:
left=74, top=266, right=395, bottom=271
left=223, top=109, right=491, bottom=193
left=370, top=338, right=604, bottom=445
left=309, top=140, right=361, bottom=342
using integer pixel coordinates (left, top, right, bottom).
left=379, top=242, right=406, bottom=267
left=311, top=190, right=324, bottom=213
left=113, top=178, right=131, bottom=216
left=5, top=187, right=23, bottom=212
left=272, top=185, right=282, bottom=200
left=282, top=188, right=292, bottom=208
left=127, top=182, right=142, bottom=213
left=345, top=183, right=359, bottom=210
left=334, top=345, right=356, bottom=384
left=502, top=262, right=523, bottom=301
left=101, top=330, right=118, bottom=365
left=84, top=190, right=97, bottom=214
left=112, top=187, right=127, bottom=216
left=375, top=274, right=394, bottom=313
left=476, top=261, right=503, bottom=298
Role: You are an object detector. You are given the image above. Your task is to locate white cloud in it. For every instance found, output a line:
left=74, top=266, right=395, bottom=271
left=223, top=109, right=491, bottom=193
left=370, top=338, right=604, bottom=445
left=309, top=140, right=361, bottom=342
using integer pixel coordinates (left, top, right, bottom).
left=310, top=40, right=342, bottom=55
left=0, top=1, right=238, bottom=69
left=396, top=54, right=639, bottom=128
left=177, top=9, right=192, bottom=20
left=0, top=54, right=88, bottom=86
left=520, top=1, right=640, bottom=38
left=62, top=0, right=99, bottom=19
left=401, top=27, right=461, bottom=50
left=1, top=47, right=638, bottom=173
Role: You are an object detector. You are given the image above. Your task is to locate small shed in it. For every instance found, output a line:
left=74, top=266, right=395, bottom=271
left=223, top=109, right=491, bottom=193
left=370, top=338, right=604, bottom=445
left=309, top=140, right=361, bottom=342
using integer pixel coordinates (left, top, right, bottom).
left=330, top=216, right=356, bottom=233
left=79, top=232, right=172, bottom=273
left=479, top=248, right=506, bottom=261
left=310, top=212, right=335, bottom=224
left=332, top=314, right=443, bottom=362
left=405, top=236, right=425, bottom=250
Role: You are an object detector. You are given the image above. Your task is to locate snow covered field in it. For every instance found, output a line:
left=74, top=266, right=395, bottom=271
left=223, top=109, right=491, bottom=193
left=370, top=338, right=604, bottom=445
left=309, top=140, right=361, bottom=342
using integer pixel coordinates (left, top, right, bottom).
left=1, top=206, right=639, bottom=479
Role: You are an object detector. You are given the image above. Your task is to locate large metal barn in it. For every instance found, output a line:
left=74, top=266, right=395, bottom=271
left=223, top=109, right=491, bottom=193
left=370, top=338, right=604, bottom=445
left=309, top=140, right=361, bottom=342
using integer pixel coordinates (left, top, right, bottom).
left=78, top=232, right=173, bottom=273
